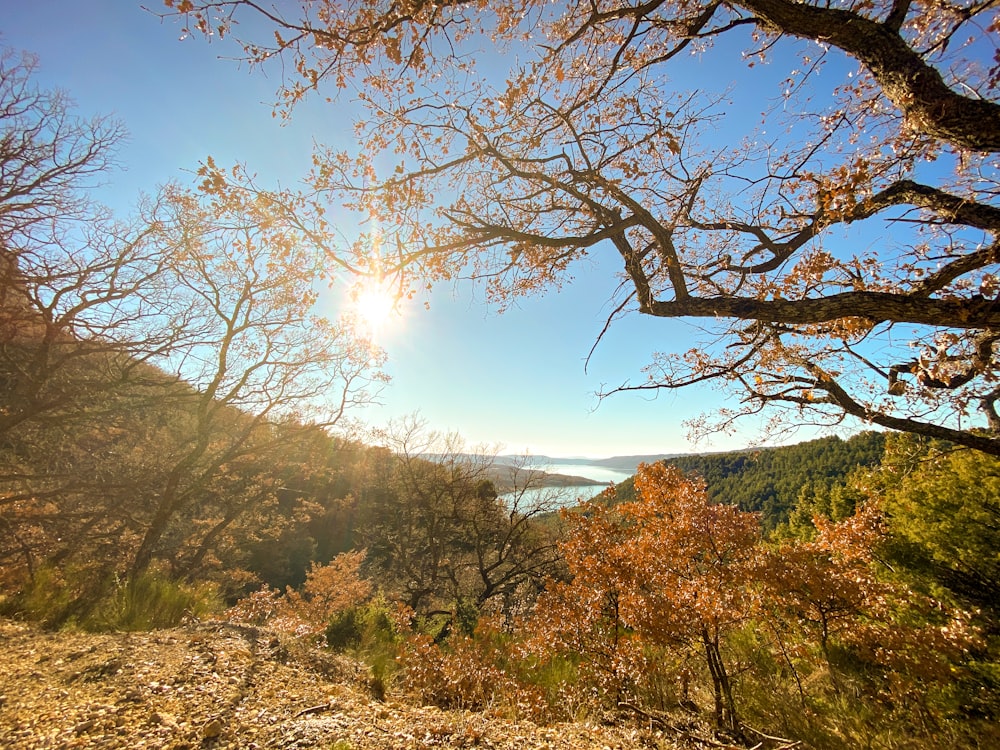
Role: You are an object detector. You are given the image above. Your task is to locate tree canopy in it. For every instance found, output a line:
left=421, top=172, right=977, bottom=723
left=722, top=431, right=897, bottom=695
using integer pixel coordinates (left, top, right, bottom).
left=171, top=0, right=1000, bottom=453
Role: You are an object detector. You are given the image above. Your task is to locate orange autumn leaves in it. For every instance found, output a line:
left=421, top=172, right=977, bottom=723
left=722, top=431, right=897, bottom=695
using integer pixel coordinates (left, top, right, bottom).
left=214, top=457, right=982, bottom=735
left=534, top=465, right=759, bottom=657
left=522, top=463, right=976, bottom=727
left=225, top=550, right=372, bottom=638
left=166, top=0, right=1000, bottom=458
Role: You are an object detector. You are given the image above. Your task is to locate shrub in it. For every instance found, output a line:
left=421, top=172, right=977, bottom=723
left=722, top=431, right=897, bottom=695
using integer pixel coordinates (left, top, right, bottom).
left=398, top=618, right=548, bottom=720
left=223, top=586, right=283, bottom=626
left=86, top=571, right=221, bottom=631
left=325, top=597, right=398, bottom=651
left=326, top=607, right=363, bottom=651
left=0, top=563, right=103, bottom=628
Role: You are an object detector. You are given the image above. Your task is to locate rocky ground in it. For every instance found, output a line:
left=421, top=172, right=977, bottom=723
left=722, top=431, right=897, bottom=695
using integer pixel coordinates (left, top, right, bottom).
left=0, top=618, right=702, bottom=750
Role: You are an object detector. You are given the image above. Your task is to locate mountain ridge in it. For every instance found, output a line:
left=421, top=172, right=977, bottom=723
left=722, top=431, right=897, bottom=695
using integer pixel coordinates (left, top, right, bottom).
left=494, top=450, right=743, bottom=475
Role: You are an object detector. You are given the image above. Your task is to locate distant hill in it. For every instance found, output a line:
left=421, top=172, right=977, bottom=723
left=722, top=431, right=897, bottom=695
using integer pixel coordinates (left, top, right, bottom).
left=485, top=464, right=605, bottom=492
left=495, top=453, right=689, bottom=474
left=610, top=432, right=886, bottom=531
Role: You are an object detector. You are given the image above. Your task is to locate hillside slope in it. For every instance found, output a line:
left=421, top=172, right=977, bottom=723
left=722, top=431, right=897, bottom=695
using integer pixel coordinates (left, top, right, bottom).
left=612, top=432, right=886, bottom=529
left=0, top=619, right=668, bottom=750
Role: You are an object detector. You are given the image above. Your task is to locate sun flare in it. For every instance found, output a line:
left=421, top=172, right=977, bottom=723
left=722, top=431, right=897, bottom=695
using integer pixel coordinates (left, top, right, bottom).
left=349, top=279, right=399, bottom=340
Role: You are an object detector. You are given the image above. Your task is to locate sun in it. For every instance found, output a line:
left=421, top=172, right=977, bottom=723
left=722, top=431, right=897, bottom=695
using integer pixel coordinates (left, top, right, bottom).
left=349, top=279, right=399, bottom=340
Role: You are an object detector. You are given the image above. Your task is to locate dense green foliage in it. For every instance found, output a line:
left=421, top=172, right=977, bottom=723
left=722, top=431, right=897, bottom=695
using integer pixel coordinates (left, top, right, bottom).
left=612, top=432, right=886, bottom=530
left=879, top=438, right=1000, bottom=628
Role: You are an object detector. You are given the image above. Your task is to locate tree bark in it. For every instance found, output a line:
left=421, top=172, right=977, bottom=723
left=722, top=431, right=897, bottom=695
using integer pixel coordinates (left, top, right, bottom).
left=647, top=291, right=1000, bottom=329
left=702, top=625, right=742, bottom=737
left=736, top=0, right=1000, bottom=151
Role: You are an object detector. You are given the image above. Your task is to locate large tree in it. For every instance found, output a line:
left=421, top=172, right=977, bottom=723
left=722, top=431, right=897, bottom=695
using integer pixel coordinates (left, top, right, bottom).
left=172, top=0, right=1000, bottom=452
left=0, top=48, right=164, bottom=436
left=120, top=179, right=386, bottom=580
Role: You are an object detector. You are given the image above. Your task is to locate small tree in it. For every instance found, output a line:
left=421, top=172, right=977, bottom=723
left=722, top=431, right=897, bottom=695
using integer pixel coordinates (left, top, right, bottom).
left=771, top=504, right=983, bottom=738
left=528, top=463, right=761, bottom=734
left=764, top=502, right=891, bottom=693
left=122, top=177, right=386, bottom=580
left=275, top=550, right=373, bottom=637
left=882, top=440, right=1000, bottom=624
left=358, top=417, right=561, bottom=622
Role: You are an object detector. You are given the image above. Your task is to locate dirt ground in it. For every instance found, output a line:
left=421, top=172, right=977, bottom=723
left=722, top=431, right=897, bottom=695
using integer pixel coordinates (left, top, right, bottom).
left=0, top=618, right=684, bottom=749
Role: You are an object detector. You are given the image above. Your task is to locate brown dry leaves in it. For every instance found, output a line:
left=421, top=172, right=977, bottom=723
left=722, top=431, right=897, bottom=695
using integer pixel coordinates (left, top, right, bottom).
left=0, top=619, right=672, bottom=750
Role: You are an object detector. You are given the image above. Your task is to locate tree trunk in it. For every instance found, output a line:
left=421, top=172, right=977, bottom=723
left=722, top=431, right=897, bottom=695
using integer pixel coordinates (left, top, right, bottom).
left=702, top=626, right=742, bottom=738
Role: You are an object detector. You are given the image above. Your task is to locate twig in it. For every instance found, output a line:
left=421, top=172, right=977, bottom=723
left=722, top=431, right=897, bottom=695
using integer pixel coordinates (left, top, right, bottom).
left=618, top=701, right=672, bottom=729
left=294, top=703, right=332, bottom=718
left=743, top=721, right=801, bottom=748
left=617, top=702, right=736, bottom=748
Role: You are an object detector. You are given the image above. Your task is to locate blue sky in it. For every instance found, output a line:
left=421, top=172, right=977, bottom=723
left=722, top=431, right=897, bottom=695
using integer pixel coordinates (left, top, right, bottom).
left=4, top=1, right=838, bottom=457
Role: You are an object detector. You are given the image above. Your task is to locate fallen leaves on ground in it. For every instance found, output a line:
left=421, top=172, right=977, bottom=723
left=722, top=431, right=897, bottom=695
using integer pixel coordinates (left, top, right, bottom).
left=0, top=619, right=687, bottom=749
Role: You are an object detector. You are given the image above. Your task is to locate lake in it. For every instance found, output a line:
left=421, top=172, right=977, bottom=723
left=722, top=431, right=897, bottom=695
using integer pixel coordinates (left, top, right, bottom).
left=542, top=462, right=633, bottom=485
left=500, top=461, right=634, bottom=509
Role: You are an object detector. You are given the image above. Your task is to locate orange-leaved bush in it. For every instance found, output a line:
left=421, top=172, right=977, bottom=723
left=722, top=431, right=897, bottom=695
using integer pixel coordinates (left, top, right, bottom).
left=525, top=463, right=761, bottom=734
left=226, top=550, right=371, bottom=639
left=766, top=500, right=980, bottom=702
left=398, top=615, right=548, bottom=720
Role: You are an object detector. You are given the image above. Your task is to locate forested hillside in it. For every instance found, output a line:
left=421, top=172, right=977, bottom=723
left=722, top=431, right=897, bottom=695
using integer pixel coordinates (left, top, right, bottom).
left=0, top=50, right=559, bottom=629
left=611, top=432, right=887, bottom=529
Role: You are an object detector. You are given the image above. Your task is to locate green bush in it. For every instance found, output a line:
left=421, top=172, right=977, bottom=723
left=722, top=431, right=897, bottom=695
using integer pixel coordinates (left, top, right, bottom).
left=325, top=596, right=401, bottom=700
left=86, top=572, right=221, bottom=631
left=325, top=598, right=396, bottom=652
left=326, top=608, right=363, bottom=650
left=454, top=597, right=479, bottom=637
left=2, top=566, right=221, bottom=631
left=2, top=563, right=109, bottom=629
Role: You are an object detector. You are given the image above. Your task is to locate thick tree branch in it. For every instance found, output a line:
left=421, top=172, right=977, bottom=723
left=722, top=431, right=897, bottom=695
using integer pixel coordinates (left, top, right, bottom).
left=735, top=0, right=1000, bottom=150
left=648, top=291, right=1000, bottom=329
left=863, top=180, right=1000, bottom=230
left=883, top=0, right=911, bottom=33
left=810, top=363, right=1000, bottom=454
